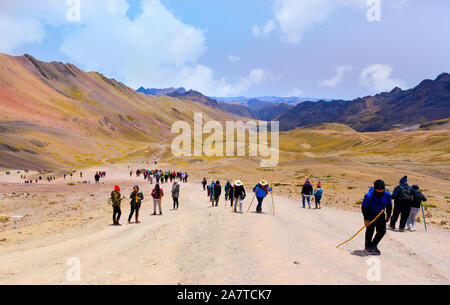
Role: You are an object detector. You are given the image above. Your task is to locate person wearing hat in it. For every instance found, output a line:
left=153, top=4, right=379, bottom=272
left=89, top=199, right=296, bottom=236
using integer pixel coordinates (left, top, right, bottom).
left=253, top=180, right=271, bottom=213
left=362, top=180, right=392, bottom=255
left=233, top=180, right=246, bottom=213
left=171, top=180, right=180, bottom=210
left=301, top=178, right=313, bottom=209
left=390, top=176, right=413, bottom=232
left=313, top=182, right=323, bottom=209
left=111, top=185, right=123, bottom=225
left=212, top=180, right=222, bottom=207
left=407, top=185, right=427, bottom=231
left=127, top=185, right=144, bottom=224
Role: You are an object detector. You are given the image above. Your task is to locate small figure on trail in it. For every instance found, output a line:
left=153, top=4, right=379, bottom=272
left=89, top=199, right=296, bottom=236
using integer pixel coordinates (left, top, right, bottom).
left=224, top=180, right=232, bottom=201
left=301, top=178, right=313, bottom=209
left=148, top=173, right=154, bottom=184
left=127, top=185, right=144, bottom=224
left=80, top=172, right=83, bottom=178
left=253, top=180, right=271, bottom=213
left=362, top=180, right=392, bottom=255
left=212, top=180, right=222, bottom=207
left=130, top=170, right=133, bottom=177
left=233, top=180, right=246, bottom=213
left=390, top=176, right=413, bottom=232
left=110, top=185, right=123, bottom=225
left=172, top=180, right=180, bottom=210
left=208, top=180, right=215, bottom=202
left=407, top=185, right=427, bottom=232
left=94, top=172, right=101, bottom=184
left=313, top=182, right=323, bottom=209
left=151, top=184, right=164, bottom=215
left=202, top=178, right=207, bottom=191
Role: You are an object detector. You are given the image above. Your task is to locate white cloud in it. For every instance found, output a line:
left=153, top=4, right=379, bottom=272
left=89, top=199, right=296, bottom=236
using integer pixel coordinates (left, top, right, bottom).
left=359, top=64, right=407, bottom=92
left=0, top=0, right=269, bottom=97
left=227, top=55, right=240, bottom=64
left=255, top=0, right=409, bottom=44
left=320, top=65, right=353, bottom=88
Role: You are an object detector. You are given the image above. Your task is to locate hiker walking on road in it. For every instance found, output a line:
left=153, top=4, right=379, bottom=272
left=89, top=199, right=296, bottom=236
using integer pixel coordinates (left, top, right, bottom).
left=110, top=185, right=123, bottom=225
left=233, top=180, right=246, bottom=213
left=172, top=180, right=180, bottom=210
left=224, top=180, right=232, bottom=201
left=212, top=181, right=222, bottom=207
left=202, top=178, right=207, bottom=191
left=390, top=176, right=413, bottom=232
left=407, top=185, right=427, bottom=232
left=313, top=182, right=323, bottom=209
left=301, top=178, right=313, bottom=208
left=127, top=185, right=144, bottom=224
left=94, top=172, right=101, bottom=184
left=208, top=180, right=215, bottom=202
left=362, top=180, right=392, bottom=255
left=151, top=183, right=164, bottom=215
left=253, top=180, right=271, bottom=213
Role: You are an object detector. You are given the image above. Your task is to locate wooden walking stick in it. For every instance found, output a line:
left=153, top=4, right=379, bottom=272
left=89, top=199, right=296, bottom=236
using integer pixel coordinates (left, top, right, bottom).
left=231, top=185, right=236, bottom=211
left=421, top=203, right=427, bottom=232
left=247, top=193, right=257, bottom=212
left=336, top=210, right=385, bottom=248
left=271, top=188, right=275, bottom=216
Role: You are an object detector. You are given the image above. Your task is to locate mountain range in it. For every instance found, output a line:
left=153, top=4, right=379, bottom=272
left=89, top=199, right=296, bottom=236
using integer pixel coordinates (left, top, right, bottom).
left=139, top=73, right=450, bottom=132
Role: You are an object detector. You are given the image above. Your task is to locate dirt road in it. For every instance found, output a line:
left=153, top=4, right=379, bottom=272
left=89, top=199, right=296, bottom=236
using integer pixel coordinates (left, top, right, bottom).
left=0, top=180, right=449, bottom=284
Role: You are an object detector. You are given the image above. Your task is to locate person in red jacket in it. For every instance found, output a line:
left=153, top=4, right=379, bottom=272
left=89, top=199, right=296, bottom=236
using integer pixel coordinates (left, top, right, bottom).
left=151, top=184, right=164, bottom=215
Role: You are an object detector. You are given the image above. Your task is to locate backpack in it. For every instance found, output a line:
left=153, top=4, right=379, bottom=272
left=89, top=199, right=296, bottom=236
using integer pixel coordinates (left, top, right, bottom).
left=398, top=186, right=413, bottom=205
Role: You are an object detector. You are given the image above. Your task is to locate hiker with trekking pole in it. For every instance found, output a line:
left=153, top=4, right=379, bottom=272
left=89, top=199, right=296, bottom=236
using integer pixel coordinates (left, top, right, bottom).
left=407, top=185, right=428, bottom=232
left=232, top=180, right=246, bottom=213
left=249, top=180, right=272, bottom=214
left=337, top=180, right=392, bottom=255
left=212, top=180, right=222, bottom=207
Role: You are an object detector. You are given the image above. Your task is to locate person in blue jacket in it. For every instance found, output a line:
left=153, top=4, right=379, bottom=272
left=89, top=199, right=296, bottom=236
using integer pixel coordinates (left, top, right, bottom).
left=313, top=182, right=323, bottom=209
left=361, top=180, right=393, bottom=255
left=253, top=180, right=272, bottom=213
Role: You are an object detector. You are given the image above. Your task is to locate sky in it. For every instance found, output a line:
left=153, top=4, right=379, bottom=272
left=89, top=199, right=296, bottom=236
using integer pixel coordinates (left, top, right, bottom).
left=0, top=0, right=449, bottom=99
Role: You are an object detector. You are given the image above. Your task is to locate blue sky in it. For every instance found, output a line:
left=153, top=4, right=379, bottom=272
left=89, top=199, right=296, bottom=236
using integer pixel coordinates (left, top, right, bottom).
left=1, top=0, right=449, bottom=99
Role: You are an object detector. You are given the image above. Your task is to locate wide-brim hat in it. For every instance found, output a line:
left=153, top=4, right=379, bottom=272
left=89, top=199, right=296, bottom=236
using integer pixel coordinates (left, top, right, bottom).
left=235, top=180, right=243, bottom=186
left=259, top=180, right=268, bottom=185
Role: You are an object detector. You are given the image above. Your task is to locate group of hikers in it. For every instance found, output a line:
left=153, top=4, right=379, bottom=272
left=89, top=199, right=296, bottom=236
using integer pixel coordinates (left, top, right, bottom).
left=361, top=175, right=428, bottom=255
left=300, top=178, right=324, bottom=209
left=130, top=169, right=189, bottom=184
left=109, top=170, right=184, bottom=225
left=202, top=178, right=273, bottom=213
left=94, top=171, right=106, bottom=184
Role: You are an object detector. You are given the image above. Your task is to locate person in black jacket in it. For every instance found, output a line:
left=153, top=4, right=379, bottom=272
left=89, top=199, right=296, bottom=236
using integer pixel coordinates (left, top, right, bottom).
left=202, top=178, right=207, bottom=191
left=390, top=176, right=413, bottom=232
left=127, top=185, right=144, bottom=224
left=233, top=180, right=246, bottom=213
left=94, top=172, right=100, bottom=184
left=407, top=185, right=427, bottom=232
left=362, top=180, right=393, bottom=255
left=212, top=181, right=222, bottom=207
left=301, top=178, right=313, bottom=209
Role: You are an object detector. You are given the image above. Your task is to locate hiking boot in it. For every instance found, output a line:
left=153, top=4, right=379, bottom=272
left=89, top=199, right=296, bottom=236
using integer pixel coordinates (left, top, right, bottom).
left=308, top=206, right=311, bottom=209
left=364, top=247, right=374, bottom=254
left=371, top=246, right=381, bottom=255
left=399, top=228, right=405, bottom=232
left=389, top=224, right=395, bottom=230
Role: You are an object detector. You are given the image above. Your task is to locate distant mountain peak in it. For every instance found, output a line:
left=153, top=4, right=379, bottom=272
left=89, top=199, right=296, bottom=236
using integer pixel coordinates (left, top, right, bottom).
left=137, top=87, right=186, bottom=96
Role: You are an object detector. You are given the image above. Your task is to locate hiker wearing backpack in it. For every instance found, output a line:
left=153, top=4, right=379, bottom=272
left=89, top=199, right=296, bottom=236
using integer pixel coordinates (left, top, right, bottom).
left=301, top=178, right=313, bottom=209
left=362, top=180, right=393, bottom=255
left=212, top=181, right=222, bottom=207
left=127, top=185, right=144, bottom=224
left=390, top=176, right=413, bottom=232
left=313, top=182, right=323, bottom=209
left=151, top=184, right=164, bottom=215
left=171, top=180, right=180, bottom=210
left=253, top=180, right=271, bottom=213
left=233, top=180, right=246, bottom=213
left=110, top=185, right=123, bottom=225
left=208, top=181, right=215, bottom=202
left=407, top=185, right=427, bottom=231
